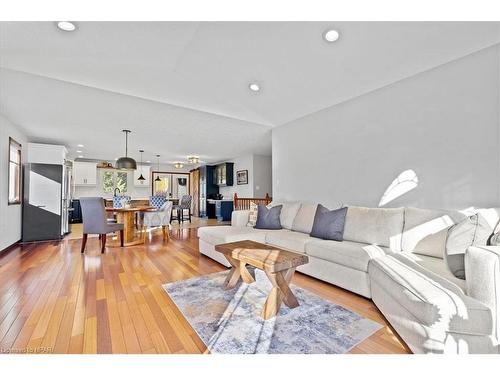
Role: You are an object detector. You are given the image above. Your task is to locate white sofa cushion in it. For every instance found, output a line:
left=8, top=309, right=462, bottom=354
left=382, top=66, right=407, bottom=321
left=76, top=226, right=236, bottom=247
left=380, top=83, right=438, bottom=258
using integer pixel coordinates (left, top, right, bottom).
left=265, top=229, right=312, bottom=254
left=268, top=201, right=302, bottom=230
left=231, top=210, right=250, bottom=227
left=402, top=207, right=465, bottom=258
left=197, top=226, right=268, bottom=245
left=291, top=203, right=318, bottom=234
left=445, top=214, right=492, bottom=280
left=369, top=254, right=492, bottom=336
left=343, top=206, right=404, bottom=250
left=305, top=239, right=391, bottom=272
left=466, top=246, right=500, bottom=340
left=394, top=252, right=465, bottom=291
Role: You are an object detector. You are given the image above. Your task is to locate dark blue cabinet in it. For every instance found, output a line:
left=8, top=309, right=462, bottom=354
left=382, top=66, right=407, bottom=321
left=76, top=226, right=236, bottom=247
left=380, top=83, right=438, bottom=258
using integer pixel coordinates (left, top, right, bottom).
left=213, top=162, right=234, bottom=186
left=215, top=200, right=234, bottom=222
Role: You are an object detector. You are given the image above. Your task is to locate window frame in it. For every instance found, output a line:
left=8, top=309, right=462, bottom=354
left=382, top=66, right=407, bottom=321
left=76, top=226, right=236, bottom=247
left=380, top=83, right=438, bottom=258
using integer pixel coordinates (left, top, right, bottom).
left=8, top=137, right=22, bottom=205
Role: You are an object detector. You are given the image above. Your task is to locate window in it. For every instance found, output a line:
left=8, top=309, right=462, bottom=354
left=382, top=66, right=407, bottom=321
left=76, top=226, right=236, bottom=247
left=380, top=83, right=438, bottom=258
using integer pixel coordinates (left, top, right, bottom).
left=8, top=138, right=22, bottom=205
left=102, top=171, right=114, bottom=193
left=116, top=172, right=127, bottom=192
left=101, top=170, right=128, bottom=194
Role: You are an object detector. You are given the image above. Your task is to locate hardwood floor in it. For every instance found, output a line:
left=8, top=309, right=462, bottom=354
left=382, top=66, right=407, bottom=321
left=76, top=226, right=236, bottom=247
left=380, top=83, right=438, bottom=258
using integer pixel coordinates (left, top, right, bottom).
left=0, top=228, right=411, bottom=354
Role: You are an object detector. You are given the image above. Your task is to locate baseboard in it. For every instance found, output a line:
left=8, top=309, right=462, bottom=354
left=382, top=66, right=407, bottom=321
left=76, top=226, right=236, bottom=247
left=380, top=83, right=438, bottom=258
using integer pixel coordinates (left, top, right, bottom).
left=0, top=240, right=21, bottom=259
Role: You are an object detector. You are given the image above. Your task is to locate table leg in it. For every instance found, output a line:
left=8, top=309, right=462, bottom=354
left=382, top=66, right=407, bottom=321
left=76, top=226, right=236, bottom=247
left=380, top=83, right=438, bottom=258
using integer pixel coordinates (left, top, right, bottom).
left=222, top=255, right=255, bottom=289
left=239, top=262, right=255, bottom=284
left=113, top=211, right=144, bottom=246
left=261, top=267, right=298, bottom=320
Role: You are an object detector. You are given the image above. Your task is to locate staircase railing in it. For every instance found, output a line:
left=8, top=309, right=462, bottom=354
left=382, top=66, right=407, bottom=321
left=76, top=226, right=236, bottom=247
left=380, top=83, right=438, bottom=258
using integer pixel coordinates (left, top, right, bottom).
left=233, top=193, right=272, bottom=210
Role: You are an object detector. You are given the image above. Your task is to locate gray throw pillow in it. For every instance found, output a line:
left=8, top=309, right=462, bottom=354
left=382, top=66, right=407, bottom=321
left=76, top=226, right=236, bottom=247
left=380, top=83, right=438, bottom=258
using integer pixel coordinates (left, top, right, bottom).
left=445, top=213, right=492, bottom=279
left=254, top=204, right=283, bottom=230
left=310, top=205, right=348, bottom=241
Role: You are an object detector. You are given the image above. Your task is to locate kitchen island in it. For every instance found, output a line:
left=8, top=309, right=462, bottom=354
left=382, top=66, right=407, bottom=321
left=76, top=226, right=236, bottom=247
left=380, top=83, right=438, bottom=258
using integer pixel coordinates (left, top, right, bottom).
left=206, top=199, right=233, bottom=221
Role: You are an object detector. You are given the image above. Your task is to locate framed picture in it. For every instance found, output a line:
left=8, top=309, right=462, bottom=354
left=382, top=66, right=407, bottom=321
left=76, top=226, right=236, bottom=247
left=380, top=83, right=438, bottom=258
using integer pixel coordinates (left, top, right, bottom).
left=236, top=170, right=248, bottom=185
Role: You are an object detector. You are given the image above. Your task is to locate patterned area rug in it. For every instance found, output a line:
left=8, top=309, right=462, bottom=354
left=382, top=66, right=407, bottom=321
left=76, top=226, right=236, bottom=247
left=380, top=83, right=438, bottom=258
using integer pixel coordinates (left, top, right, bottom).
left=163, top=270, right=382, bottom=354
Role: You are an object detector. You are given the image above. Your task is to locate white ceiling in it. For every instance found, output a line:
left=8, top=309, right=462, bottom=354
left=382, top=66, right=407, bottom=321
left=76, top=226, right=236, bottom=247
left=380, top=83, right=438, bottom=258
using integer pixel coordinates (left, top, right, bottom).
left=1, top=22, right=499, bottom=162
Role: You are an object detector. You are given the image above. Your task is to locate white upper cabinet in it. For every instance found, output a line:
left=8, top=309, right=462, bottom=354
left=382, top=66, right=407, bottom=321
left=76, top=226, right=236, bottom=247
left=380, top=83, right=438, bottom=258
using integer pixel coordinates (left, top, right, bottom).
left=27, top=143, right=68, bottom=165
left=73, top=162, right=97, bottom=186
left=134, top=165, right=151, bottom=186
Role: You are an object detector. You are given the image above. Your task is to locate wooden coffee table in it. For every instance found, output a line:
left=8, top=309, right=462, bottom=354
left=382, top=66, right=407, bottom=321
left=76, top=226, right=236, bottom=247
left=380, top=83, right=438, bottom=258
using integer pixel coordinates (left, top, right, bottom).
left=215, top=240, right=309, bottom=320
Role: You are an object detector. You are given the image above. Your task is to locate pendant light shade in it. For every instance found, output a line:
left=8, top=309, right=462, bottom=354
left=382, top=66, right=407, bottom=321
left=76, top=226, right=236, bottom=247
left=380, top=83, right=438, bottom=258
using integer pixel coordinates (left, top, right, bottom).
left=137, top=150, right=146, bottom=181
left=154, top=155, right=161, bottom=182
left=116, top=130, right=137, bottom=170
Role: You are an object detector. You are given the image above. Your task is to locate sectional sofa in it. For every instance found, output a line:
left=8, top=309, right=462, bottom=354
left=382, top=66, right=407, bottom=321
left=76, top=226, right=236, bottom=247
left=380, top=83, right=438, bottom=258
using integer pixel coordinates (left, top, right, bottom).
left=197, top=203, right=500, bottom=354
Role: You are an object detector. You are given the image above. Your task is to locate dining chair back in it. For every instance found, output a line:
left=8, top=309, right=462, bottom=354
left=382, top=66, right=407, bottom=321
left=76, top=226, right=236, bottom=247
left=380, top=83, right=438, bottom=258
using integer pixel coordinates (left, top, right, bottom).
left=80, top=197, right=124, bottom=253
left=113, top=195, right=131, bottom=208
left=149, top=195, right=167, bottom=209
left=179, top=195, right=192, bottom=209
left=80, top=197, right=109, bottom=234
left=142, top=200, right=173, bottom=241
left=171, top=195, right=192, bottom=224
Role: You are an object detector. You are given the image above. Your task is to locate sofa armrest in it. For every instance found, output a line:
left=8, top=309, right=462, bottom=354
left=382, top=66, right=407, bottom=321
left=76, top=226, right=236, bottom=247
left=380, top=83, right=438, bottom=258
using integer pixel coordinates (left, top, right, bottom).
left=466, top=246, right=500, bottom=341
left=231, top=210, right=250, bottom=227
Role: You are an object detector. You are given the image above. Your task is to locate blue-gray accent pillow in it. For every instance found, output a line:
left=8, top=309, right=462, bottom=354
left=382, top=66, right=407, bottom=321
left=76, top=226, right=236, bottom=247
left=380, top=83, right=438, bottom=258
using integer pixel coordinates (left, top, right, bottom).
left=310, top=205, right=348, bottom=241
left=254, top=204, right=283, bottom=230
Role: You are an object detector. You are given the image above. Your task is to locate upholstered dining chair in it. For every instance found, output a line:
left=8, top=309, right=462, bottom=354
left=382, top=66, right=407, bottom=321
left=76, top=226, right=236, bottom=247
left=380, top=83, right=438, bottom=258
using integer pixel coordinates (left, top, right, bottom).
left=113, top=195, right=131, bottom=208
left=142, top=201, right=173, bottom=242
left=171, top=195, right=192, bottom=224
left=149, top=195, right=167, bottom=209
left=80, top=197, right=124, bottom=253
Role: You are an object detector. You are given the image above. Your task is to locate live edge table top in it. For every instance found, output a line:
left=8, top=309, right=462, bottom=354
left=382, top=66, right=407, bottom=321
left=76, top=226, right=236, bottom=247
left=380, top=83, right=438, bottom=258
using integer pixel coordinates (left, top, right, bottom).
left=215, top=240, right=309, bottom=273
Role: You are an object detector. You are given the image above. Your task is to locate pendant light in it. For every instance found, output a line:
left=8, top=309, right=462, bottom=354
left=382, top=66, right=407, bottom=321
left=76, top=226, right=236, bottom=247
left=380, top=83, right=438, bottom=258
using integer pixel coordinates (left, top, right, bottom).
left=137, top=150, right=146, bottom=181
left=115, top=130, right=137, bottom=170
left=154, top=155, right=161, bottom=182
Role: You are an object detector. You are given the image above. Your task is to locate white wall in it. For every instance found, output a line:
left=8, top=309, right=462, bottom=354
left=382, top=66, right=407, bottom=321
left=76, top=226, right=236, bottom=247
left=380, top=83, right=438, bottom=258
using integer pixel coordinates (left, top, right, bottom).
left=272, top=45, right=500, bottom=210
left=0, top=114, right=27, bottom=251
left=253, top=155, right=273, bottom=197
left=217, top=154, right=273, bottom=199
left=219, top=154, right=254, bottom=199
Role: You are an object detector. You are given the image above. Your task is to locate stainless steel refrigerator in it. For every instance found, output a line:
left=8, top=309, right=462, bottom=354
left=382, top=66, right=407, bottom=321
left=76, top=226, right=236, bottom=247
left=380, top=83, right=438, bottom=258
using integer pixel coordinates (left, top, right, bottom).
left=22, top=162, right=73, bottom=242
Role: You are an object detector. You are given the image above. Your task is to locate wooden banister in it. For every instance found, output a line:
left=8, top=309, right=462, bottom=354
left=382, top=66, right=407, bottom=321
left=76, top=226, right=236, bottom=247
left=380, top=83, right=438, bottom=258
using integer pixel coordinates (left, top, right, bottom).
left=233, top=193, right=272, bottom=210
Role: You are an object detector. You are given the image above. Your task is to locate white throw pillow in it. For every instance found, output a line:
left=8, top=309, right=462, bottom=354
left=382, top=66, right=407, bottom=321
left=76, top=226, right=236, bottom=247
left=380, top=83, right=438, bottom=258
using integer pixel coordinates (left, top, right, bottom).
left=268, top=201, right=302, bottom=230
left=445, top=214, right=491, bottom=279
left=291, top=203, right=318, bottom=234
left=402, top=207, right=466, bottom=258
left=247, top=202, right=259, bottom=227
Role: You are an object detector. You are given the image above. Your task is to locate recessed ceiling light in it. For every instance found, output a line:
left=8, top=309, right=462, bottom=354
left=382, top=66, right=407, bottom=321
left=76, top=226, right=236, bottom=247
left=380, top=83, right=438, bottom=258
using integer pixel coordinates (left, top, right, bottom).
left=56, top=21, right=77, bottom=32
left=77, top=144, right=84, bottom=148
left=77, top=155, right=83, bottom=158
left=146, top=160, right=151, bottom=163
left=76, top=150, right=82, bottom=153
left=249, top=83, right=260, bottom=92
left=323, top=29, right=340, bottom=42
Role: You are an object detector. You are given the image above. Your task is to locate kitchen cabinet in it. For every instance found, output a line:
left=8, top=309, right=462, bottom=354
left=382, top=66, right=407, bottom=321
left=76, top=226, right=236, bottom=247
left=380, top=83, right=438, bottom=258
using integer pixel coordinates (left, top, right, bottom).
left=73, top=161, right=97, bottom=186
left=134, top=166, right=151, bottom=186
left=213, top=162, right=234, bottom=186
left=27, top=143, right=68, bottom=165
left=207, top=199, right=234, bottom=221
